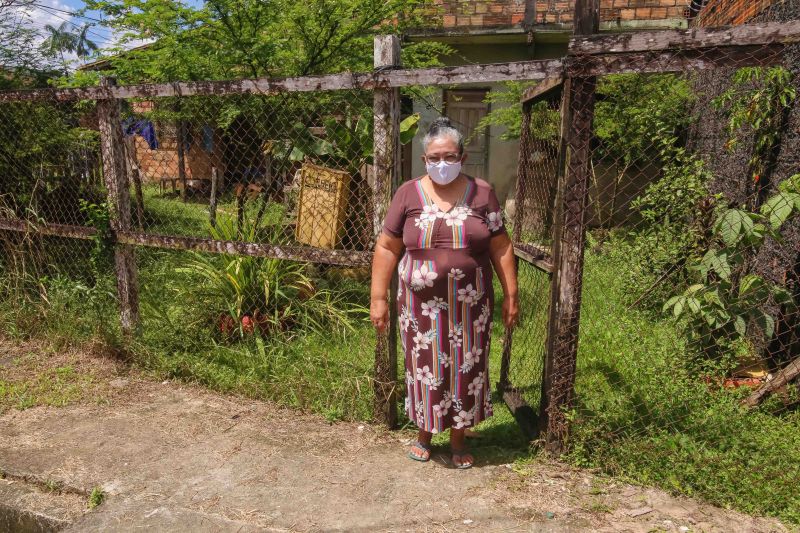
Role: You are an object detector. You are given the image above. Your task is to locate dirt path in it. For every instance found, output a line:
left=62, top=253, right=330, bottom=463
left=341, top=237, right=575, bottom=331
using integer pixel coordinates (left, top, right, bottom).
left=0, top=339, right=789, bottom=532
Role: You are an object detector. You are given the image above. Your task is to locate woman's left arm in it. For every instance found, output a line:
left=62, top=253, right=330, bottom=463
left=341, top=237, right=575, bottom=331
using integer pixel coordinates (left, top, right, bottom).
left=489, top=233, right=519, bottom=329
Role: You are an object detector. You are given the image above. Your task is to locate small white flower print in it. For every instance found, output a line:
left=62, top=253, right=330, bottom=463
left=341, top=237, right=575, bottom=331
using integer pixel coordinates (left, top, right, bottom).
left=399, top=306, right=412, bottom=332
left=429, top=377, right=444, bottom=390
left=452, top=397, right=463, bottom=412
left=453, top=409, right=474, bottom=429
left=443, top=207, right=470, bottom=227
left=449, top=324, right=463, bottom=347
left=473, top=313, right=488, bottom=334
left=487, top=210, right=504, bottom=232
left=468, top=372, right=486, bottom=396
left=433, top=393, right=452, bottom=416
left=473, top=303, right=490, bottom=333
left=415, top=400, right=424, bottom=419
left=423, top=204, right=441, bottom=219
left=415, top=205, right=440, bottom=229
left=457, top=284, right=479, bottom=305
left=421, top=299, right=441, bottom=318
left=433, top=296, right=447, bottom=310
left=410, top=264, right=438, bottom=291
left=449, top=268, right=465, bottom=280
left=438, top=350, right=452, bottom=368
left=416, top=365, right=434, bottom=386
left=460, top=347, right=483, bottom=373
left=413, top=331, right=431, bottom=353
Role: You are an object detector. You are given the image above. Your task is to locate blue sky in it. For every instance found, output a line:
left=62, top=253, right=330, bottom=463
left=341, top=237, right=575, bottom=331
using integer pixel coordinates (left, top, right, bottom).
left=15, top=0, right=202, bottom=63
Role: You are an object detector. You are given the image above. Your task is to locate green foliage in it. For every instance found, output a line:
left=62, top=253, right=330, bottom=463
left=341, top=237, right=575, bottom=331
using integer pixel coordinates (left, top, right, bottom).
left=473, top=81, right=559, bottom=141
left=81, top=0, right=447, bottom=83
left=594, top=74, right=694, bottom=167
left=664, top=174, right=800, bottom=356
left=614, top=139, right=712, bottom=310
left=176, top=217, right=364, bottom=338
left=713, top=66, right=797, bottom=182
left=0, top=100, right=101, bottom=222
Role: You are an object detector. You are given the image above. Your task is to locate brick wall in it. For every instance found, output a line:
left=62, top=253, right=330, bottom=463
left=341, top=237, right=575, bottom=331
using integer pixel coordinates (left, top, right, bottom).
left=130, top=100, right=223, bottom=184
left=435, top=0, right=689, bottom=29
left=693, top=0, right=777, bottom=27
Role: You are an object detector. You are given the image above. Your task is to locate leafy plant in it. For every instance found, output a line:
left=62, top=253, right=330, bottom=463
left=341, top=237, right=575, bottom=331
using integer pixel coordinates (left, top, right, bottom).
left=177, top=216, right=364, bottom=339
left=664, top=174, right=800, bottom=356
left=713, top=66, right=796, bottom=186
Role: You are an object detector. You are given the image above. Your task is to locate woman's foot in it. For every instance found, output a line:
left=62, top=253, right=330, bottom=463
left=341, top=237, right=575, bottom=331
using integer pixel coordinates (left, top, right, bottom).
left=450, top=428, right=474, bottom=469
left=408, top=430, right=433, bottom=462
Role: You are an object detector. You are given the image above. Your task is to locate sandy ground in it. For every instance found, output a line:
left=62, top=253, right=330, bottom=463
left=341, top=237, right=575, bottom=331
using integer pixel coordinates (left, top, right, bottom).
left=0, top=338, right=789, bottom=533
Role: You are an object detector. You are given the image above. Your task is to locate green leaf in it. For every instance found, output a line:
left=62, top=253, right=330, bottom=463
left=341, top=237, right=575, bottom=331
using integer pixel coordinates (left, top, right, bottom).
left=715, top=209, right=746, bottom=246
left=754, top=312, right=775, bottom=339
left=673, top=297, right=684, bottom=317
left=710, top=252, right=731, bottom=281
left=734, top=315, right=747, bottom=336
left=399, top=113, right=421, bottom=145
left=739, top=274, right=764, bottom=296
left=761, top=192, right=797, bottom=229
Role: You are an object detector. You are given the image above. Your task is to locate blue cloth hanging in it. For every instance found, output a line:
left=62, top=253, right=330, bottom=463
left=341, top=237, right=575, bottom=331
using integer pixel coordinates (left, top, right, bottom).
left=202, top=124, right=215, bottom=153
left=122, top=118, right=159, bottom=150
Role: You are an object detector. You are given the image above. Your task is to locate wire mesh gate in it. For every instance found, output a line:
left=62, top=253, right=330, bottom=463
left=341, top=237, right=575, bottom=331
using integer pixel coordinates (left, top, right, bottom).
left=501, top=11, right=800, bottom=470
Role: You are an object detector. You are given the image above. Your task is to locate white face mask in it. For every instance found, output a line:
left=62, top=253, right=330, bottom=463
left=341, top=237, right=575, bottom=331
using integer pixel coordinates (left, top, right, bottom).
left=426, top=160, right=461, bottom=185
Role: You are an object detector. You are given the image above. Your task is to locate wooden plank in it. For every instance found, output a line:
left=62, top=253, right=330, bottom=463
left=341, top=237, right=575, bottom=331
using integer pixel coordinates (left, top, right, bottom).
left=514, top=243, right=554, bottom=274
left=0, top=59, right=565, bottom=102
left=570, top=20, right=800, bottom=55
left=176, top=118, right=188, bottom=202
left=0, top=218, right=97, bottom=240
left=521, top=76, right=564, bottom=104
left=742, top=356, right=800, bottom=408
left=114, top=230, right=372, bottom=265
left=539, top=77, right=573, bottom=442
left=209, top=167, right=219, bottom=228
left=540, top=0, right=599, bottom=457
left=572, top=44, right=786, bottom=77
left=372, top=34, right=402, bottom=429
left=0, top=217, right=372, bottom=265
left=98, top=76, right=140, bottom=337
left=573, top=0, right=599, bottom=36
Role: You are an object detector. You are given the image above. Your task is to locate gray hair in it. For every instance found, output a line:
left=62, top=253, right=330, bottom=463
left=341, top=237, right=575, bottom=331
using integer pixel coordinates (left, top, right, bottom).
left=422, top=117, right=464, bottom=154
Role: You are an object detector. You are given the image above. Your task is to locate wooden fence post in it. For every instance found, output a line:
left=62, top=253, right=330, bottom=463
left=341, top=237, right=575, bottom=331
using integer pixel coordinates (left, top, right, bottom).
left=372, top=34, right=401, bottom=428
left=98, top=76, right=140, bottom=336
left=209, top=167, right=219, bottom=228
left=540, top=0, right=599, bottom=455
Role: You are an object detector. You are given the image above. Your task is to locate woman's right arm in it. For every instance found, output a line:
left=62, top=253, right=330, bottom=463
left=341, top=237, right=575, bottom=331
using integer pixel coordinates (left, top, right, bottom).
left=370, top=233, right=404, bottom=332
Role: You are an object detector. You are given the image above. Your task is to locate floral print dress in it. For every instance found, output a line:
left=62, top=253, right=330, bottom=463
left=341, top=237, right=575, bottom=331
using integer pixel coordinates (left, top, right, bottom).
left=382, top=176, right=507, bottom=433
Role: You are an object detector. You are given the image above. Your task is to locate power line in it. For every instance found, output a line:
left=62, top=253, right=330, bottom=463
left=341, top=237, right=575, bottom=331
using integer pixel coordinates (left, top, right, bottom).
left=27, top=4, right=114, bottom=43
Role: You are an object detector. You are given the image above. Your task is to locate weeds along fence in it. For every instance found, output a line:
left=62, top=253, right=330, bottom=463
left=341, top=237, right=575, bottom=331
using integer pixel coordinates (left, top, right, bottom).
left=2, top=19, right=800, bottom=471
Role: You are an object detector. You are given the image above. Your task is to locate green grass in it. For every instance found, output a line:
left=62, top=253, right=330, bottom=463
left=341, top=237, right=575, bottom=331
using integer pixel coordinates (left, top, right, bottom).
left=563, top=239, right=800, bottom=525
left=88, top=487, right=105, bottom=509
left=140, top=185, right=287, bottom=237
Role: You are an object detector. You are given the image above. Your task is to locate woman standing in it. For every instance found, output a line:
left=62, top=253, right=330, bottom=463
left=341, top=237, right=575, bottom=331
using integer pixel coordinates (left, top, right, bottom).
left=370, top=117, right=519, bottom=468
